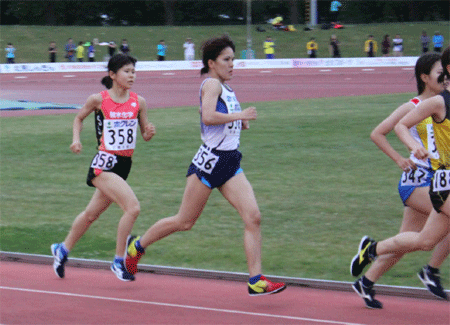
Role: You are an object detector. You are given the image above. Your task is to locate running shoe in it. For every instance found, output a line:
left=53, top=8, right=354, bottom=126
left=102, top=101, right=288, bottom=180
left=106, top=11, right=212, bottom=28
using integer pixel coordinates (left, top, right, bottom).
left=352, top=278, right=383, bottom=309
left=51, top=243, right=68, bottom=279
left=248, top=275, right=286, bottom=296
left=111, top=259, right=135, bottom=282
left=350, top=236, right=375, bottom=277
left=125, top=235, right=145, bottom=275
left=418, top=266, right=448, bottom=300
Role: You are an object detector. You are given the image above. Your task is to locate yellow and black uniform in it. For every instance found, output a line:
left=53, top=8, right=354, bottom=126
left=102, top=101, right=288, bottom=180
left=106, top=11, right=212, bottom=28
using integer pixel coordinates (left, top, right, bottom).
left=429, top=89, right=450, bottom=212
left=306, top=40, right=318, bottom=58
left=364, top=39, right=378, bottom=57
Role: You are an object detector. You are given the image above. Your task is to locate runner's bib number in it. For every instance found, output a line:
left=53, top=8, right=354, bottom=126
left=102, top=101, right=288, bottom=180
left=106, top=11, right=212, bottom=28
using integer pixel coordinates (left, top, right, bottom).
left=104, top=119, right=138, bottom=151
left=192, top=145, right=219, bottom=174
left=400, top=166, right=429, bottom=186
left=433, top=170, right=450, bottom=192
left=91, top=151, right=118, bottom=170
left=426, top=124, right=440, bottom=160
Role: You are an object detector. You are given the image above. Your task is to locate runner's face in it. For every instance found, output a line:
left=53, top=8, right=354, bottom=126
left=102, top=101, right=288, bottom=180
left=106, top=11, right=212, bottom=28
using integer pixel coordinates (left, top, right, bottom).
left=209, top=47, right=234, bottom=82
left=111, top=63, right=136, bottom=89
left=424, top=61, right=445, bottom=94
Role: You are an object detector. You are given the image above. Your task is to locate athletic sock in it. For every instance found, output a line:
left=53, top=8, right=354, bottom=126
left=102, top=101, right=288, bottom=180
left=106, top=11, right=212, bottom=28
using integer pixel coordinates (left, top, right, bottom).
left=426, top=265, right=439, bottom=274
left=60, top=243, right=69, bottom=255
left=249, top=274, right=262, bottom=284
left=368, top=242, right=378, bottom=259
left=114, top=256, right=124, bottom=263
left=361, top=275, right=374, bottom=288
left=135, top=239, right=145, bottom=253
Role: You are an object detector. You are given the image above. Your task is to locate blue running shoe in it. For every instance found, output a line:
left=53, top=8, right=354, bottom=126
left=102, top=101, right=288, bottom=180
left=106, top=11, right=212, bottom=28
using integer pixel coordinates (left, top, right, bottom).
left=111, top=259, right=135, bottom=282
left=51, top=243, right=68, bottom=279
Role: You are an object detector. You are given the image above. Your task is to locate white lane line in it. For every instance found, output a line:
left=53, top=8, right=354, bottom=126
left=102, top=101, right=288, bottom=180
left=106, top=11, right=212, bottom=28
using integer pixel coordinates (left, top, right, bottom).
left=63, top=75, right=76, bottom=78
left=320, top=69, right=332, bottom=72
left=0, top=286, right=365, bottom=325
left=260, top=70, right=272, bottom=73
left=361, top=68, right=374, bottom=71
left=402, top=68, right=414, bottom=70
left=14, top=76, right=28, bottom=79
left=162, top=72, right=176, bottom=75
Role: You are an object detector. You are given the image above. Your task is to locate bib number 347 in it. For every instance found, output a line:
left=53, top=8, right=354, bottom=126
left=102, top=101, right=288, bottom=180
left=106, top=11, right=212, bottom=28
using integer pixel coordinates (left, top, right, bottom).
left=192, top=146, right=219, bottom=174
left=433, top=170, right=450, bottom=192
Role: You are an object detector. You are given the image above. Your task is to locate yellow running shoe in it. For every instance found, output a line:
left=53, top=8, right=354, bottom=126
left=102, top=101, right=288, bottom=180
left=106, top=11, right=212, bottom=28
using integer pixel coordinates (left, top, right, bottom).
left=125, top=235, right=145, bottom=275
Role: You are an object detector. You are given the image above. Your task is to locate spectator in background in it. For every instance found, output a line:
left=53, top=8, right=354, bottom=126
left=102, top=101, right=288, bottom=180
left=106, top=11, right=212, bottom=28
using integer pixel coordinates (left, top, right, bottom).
left=329, top=0, right=342, bottom=24
left=157, top=40, right=167, bottom=61
left=120, top=39, right=131, bottom=55
left=108, top=41, right=117, bottom=57
left=364, top=35, right=378, bottom=57
left=88, top=42, right=96, bottom=62
left=392, top=34, right=403, bottom=56
left=183, top=38, right=195, bottom=61
left=421, top=30, right=430, bottom=54
left=329, top=35, right=341, bottom=58
left=263, top=36, right=275, bottom=59
left=76, top=41, right=85, bottom=62
left=306, top=37, right=318, bottom=58
left=49, top=41, right=57, bottom=62
left=432, top=31, right=444, bottom=53
left=381, top=34, right=390, bottom=57
left=65, top=38, right=76, bottom=62
left=5, top=43, right=15, bottom=64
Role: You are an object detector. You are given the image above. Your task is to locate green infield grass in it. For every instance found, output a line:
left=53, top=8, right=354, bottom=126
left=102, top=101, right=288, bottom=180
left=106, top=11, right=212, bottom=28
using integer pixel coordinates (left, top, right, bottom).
left=0, top=21, right=448, bottom=63
left=1, top=93, right=449, bottom=287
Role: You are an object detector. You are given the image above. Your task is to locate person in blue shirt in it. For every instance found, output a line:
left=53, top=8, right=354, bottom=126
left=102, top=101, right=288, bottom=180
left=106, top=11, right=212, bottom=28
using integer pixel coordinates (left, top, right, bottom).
left=5, top=43, right=15, bottom=64
left=432, top=31, right=444, bottom=53
left=157, top=40, right=167, bottom=61
left=330, top=0, right=342, bottom=24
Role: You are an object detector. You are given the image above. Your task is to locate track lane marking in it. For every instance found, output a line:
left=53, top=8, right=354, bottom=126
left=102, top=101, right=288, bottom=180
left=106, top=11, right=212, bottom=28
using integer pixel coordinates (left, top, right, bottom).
left=1, top=286, right=366, bottom=325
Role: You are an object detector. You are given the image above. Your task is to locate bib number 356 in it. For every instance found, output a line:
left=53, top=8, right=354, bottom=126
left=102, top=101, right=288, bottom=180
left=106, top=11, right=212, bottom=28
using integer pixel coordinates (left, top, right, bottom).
left=433, top=170, right=450, bottom=192
left=192, top=146, right=219, bottom=174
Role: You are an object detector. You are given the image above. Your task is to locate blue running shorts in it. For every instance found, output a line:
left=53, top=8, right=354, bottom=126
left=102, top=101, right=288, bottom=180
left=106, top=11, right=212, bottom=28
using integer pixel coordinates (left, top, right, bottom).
left=398, top=165, right=434, bottom=206
left=187, top=146, right=243, bottom=189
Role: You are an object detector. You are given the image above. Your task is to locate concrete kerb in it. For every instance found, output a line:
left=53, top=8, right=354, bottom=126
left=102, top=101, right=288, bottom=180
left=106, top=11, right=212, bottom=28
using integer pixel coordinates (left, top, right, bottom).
left=1, top=251, right=446, bottom=301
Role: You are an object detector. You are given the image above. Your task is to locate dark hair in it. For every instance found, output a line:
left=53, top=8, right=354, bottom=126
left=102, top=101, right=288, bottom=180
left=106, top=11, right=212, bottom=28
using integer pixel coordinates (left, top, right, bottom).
left=438, top=46, right=450, bottom=84
left=200, top=35, right=235, bottom=75
left=415, top=53, right=441, bottom=95
left=101, top=54, right=137, bottom=89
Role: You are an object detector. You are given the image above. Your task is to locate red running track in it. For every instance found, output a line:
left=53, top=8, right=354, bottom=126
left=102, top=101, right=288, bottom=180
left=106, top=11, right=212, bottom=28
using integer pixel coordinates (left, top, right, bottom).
left=1, top=261, right=448, bottom=325
left=0, top=66, right=416, bottom=117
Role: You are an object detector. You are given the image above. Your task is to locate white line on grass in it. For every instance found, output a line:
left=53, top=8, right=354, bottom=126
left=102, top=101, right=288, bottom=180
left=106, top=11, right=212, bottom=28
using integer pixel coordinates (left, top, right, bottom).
left=0, top=286, right=365, bottom=325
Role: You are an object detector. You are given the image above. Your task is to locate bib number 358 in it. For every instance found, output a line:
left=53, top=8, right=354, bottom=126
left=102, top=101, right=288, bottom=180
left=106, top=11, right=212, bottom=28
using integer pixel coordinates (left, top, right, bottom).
left=192, top=146, right=219, bottom=174
left=91, top=151, right=118, bottom=170
left=433, top=170, right=450, bottom=192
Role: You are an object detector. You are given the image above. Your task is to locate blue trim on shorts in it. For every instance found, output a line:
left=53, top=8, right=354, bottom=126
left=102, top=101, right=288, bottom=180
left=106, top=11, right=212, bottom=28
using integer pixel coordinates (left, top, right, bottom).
left=398, top=166, right=433, bottom=206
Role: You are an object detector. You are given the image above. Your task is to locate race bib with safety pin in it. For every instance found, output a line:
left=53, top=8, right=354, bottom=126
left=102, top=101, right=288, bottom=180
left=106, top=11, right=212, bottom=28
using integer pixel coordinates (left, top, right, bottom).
left=91, top=151, right=118, bottom=170
left=433, top=170, right=450, bottom=192
left=104, top=119, right=138, bottom=151
left=192, top=145, right=219, bottom=174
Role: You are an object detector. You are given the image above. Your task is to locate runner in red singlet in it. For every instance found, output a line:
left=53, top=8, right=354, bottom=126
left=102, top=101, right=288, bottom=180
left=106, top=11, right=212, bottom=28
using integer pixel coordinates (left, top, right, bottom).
left=51, top=54, right=156, bottom=281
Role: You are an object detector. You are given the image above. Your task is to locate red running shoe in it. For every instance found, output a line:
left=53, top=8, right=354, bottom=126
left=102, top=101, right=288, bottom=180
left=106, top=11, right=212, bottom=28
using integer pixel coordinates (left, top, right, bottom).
left=125, top=235, right=145, bottom=275
left=248, top=275, right=286, bottom=296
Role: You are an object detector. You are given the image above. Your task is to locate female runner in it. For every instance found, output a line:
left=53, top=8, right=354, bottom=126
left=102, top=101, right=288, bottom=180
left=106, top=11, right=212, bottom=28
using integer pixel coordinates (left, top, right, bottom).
left=125, top=35, right=286, bottom=295
left=351, top=47, right=450, bottom=301
left=51, top=54, right=156, bottom=281
left=352, top=53, right=449, bottom=308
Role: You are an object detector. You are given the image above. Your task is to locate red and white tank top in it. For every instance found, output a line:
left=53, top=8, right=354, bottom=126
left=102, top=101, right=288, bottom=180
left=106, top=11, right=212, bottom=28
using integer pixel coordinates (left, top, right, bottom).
left=95, top=90, right=140, bottom=157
